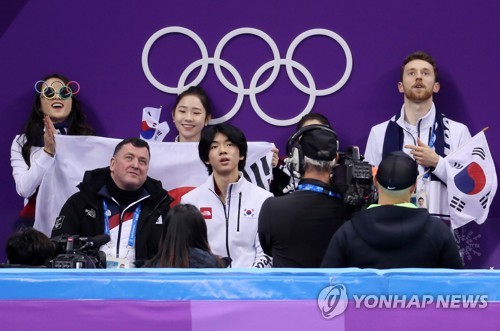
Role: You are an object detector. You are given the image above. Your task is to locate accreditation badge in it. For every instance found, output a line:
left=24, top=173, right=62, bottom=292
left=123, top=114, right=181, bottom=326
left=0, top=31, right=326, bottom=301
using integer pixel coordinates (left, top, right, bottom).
left=416, top=190, right=428, bottom=209
left=106, top=256, right=130, bottom=269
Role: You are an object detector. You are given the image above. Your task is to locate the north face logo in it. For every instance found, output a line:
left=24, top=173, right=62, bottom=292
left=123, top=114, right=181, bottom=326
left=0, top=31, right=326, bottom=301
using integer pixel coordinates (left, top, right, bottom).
left=200, top=207, right=212, bottom=220
left=85, top=208, right=96, bottom=219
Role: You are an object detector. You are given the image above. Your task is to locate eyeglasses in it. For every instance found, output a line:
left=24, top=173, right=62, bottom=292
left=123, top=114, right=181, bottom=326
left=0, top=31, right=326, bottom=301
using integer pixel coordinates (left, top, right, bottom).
left=34, top=80, right=80, bottom=100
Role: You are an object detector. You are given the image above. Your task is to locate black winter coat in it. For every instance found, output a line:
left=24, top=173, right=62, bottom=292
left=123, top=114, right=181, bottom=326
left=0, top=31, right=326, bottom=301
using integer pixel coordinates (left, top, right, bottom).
left=321, top=205, right=463, bottom=269
left=51, top=167, right=173, bottom=262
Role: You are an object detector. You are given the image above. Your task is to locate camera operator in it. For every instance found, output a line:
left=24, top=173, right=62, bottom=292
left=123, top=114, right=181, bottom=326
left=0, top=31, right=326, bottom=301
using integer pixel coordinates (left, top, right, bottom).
left=258, top=125, right=356, bottom=268
left=51, top=138, right=173, bottom=268
left=3, top=227, right=55, bottom=267
left=270, top=113, right=332, bottom=196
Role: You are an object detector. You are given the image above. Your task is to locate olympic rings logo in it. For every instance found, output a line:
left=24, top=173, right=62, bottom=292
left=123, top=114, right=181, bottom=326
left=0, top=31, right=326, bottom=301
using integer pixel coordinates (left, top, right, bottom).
left=35, top=80, right=80, bottom=100
left=142, top=27, right=353, bottom=126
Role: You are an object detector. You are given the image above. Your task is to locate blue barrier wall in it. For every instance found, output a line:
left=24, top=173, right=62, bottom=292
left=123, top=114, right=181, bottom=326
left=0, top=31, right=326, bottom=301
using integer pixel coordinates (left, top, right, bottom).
left=0, top=269, right=499, bottom=330
left=1, top=0, right=499, bottom=267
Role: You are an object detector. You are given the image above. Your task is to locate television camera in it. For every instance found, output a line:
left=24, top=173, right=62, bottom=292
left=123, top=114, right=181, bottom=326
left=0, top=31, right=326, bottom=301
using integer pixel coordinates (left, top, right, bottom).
left=50, top=234, right=109, bottom=269
left=331, top=146, right=376, bottom=209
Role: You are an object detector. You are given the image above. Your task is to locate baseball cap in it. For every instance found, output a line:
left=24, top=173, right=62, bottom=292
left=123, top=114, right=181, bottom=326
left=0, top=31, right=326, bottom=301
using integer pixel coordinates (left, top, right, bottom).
left=300, top=127, right=338, bottom=161
left=376, top=151, right=418, bottom=190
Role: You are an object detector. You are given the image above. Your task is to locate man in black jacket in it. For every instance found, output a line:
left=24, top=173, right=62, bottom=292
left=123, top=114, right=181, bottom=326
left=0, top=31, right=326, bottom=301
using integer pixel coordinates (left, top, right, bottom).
left=51, top=138, right=172, bottom=267
left=321, top=151, right=462, bottom=269
left=258, top=125, right=355, bottom=267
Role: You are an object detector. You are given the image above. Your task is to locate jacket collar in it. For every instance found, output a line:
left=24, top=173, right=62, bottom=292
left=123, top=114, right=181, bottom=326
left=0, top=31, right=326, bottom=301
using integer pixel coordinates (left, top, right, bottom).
left=79, top=166, right=165, bottom=201
left=395, top=103, right=436, bottom=130
left=209, top=172, right=246, bottom=196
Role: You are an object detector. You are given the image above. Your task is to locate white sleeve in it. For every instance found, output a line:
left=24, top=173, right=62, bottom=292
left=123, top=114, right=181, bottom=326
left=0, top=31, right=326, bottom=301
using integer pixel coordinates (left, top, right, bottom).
left=252, top=231, right=272, bottom=268
left=252, top=191, right=273, bottom=268
left=432, top=156, right=448, bottom=182
left=11, top=135, right=55, bottom=198
left=364, top=125, right=385, bottom=167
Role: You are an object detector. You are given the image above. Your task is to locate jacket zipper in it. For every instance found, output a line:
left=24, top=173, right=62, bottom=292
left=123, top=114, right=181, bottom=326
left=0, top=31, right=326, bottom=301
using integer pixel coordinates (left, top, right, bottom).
left=416, top=116, right=434, bottom=145
left=116, top=212, right=123, bottom=258
left=237, top=192, right=242, bottom=232
left=224, top=185, right=233, bottom=266
left=112, top=196, right=148, bottom=259
left=417, top=117, right=422, bottom=140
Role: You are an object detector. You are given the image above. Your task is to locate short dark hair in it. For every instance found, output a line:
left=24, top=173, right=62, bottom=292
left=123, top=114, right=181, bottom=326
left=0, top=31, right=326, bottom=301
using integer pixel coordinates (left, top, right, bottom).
left=296, top=113, right=331, bottom=130
left=113, top=138, right=151, bottom=159
left=198, top=123, right=248, bottom=174
left=401, top=51, right=439, bottom=82
left=173, top=86, right=212, bottom=118
left=6, top=228, right=55, bottom=266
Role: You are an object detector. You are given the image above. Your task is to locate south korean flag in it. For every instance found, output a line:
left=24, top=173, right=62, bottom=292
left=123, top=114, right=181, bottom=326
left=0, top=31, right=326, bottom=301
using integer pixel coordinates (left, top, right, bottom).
left=446, top=130, right=497, bottom=229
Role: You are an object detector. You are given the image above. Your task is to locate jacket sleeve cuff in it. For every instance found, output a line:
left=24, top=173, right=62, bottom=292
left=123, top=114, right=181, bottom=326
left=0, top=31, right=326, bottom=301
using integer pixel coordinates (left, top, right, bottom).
left=431, top=156, right=447, bottom=181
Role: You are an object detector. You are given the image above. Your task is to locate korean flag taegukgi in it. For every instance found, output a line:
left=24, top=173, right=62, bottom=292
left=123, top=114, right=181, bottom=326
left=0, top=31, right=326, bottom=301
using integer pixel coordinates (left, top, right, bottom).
left=140, top=107, right=170, bottom=142
left=446, top=130, right=497, bottom=229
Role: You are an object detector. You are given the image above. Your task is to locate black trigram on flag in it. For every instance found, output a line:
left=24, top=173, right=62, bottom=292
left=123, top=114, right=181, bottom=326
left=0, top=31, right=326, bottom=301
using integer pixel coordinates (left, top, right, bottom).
left=243, top=156, right=271, bottom=190
left=450, top=196, right=466, bottom=212
left=480, top=192, right=490, bottom=209
left=451, top=162, right=464, bottom=169
left=472, top=147, right=486, bottom=160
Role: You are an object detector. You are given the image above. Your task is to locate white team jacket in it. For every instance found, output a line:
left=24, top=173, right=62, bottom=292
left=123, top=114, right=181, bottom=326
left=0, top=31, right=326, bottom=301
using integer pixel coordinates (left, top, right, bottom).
left=11, top=134, right=55, bottom=200
left=364, top=104, right=471, bottom=221
left=182, top=173, right=273, bottom=268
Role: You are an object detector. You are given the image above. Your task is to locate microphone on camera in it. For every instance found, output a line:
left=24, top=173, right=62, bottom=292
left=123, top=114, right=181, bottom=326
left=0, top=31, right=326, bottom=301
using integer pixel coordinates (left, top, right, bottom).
left=79, top=234, right=111, bottom=249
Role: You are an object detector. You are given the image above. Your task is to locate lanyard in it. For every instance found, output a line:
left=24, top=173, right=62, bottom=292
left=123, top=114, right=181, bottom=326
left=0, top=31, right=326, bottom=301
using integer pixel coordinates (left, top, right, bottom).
left=428, top=125, right=436, bottom=149
left=422, top=125, right=436, bottom=180
left=102, top=200, right=142, bottom=247
left=297, top=183, right=342, bottom=199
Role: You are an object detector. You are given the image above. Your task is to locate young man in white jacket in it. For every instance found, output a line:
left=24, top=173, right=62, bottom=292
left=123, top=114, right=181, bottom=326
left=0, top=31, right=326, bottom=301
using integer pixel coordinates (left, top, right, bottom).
left=181, top=123, right=273, bottom=268
left=364, top=51, right=471, bottom=224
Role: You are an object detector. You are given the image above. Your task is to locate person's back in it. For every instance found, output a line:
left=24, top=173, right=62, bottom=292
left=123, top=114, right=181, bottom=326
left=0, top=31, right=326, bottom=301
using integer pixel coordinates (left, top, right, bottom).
left=259, top=183, right=353, bottom=267
left=322, top=205, right=462, bottom=268
left=143, top=204, right=228, bottom=268
left=321, top=151, right=462, bottom=269
left=259, top=125, right=355, bottom=267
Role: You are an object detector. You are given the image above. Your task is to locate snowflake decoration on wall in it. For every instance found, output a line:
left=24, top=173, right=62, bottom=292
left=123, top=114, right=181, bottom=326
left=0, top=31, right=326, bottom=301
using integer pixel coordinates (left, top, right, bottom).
left=454, top=227, right=482, bottom=262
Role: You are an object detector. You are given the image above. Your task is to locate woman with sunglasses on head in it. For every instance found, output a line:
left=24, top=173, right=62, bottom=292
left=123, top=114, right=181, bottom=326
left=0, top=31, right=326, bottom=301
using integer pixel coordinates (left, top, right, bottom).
left=10, top=74, right=95, bottom=227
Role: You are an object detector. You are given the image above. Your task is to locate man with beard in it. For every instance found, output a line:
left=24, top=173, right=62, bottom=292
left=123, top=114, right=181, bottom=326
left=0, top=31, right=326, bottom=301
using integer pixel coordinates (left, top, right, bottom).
left=364, top=51, right=471, bottom=224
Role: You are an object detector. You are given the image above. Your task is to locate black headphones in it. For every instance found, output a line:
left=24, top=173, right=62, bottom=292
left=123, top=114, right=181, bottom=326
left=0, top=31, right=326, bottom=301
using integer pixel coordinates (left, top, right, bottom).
left=285, top=124, right=339, bottom=175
